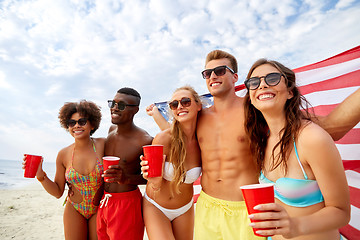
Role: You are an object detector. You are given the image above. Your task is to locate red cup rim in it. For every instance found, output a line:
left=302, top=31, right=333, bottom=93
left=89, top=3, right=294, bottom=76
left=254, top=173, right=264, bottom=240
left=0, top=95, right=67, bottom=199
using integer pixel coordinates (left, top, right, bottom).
left=240, top=183, right=274, bottom=190
left=143, top=144, right=163, bottom=148
left=24, top=154, right=42, bottom=157
left=102, top=156, right=120, bottom=161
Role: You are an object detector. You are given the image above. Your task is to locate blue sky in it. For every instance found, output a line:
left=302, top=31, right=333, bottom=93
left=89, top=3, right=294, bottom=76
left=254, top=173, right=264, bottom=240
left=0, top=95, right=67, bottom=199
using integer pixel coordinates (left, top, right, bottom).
left=0, top=0, right=360, bottom=162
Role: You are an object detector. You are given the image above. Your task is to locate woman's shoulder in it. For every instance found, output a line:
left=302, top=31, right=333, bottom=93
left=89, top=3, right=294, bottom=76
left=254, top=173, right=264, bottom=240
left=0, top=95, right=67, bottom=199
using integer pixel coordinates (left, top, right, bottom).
left=92, top=137, right=106, bottom=145
left=298, top=121, right=334, bottom=149
left=56, top=144, right=73, bottom=164
left=153, top=129, right=171, bottom=145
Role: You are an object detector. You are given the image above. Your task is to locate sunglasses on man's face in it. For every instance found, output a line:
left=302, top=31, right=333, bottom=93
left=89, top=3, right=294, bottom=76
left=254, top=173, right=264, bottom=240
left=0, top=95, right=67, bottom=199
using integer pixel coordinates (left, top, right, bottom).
left=244, top=72, right=283, bottom=90
left=67, top=118, right=88, bottom=128
left=108, top=100, right=139, bottom=111
left=168, top=97, right=192, bottom=110
left=201, top=65, right=235, bottom=79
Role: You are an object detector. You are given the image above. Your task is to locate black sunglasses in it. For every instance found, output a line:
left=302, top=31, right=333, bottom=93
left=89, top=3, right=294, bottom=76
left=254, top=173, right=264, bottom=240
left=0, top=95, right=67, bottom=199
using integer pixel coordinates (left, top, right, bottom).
left=201, top=65, right=235, bottom=79
left=169, top=97, right=192, bottom=110
left=244, top=72, right=284, bottom=90
left=108, top=100, right=139, bottom=111
left=67, top=118, right=87, bottom=128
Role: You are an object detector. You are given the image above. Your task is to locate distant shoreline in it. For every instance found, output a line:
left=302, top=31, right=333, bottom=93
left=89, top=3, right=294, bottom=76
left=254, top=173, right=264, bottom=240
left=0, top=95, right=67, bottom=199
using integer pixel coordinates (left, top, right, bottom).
left=0, top=183, right=149, bottom=240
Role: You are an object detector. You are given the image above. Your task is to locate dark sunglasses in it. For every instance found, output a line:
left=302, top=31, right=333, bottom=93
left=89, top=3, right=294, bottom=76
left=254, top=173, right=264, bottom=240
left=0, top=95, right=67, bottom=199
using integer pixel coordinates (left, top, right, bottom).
left=168, top=97, right=192, bottom=110
left=244, top=72, right=283, bottom=90
left=67, top=118, right=87, bottom=128
left=201, top=65, right=235, bottom=79
left=108, top=100, right=139, bottom=111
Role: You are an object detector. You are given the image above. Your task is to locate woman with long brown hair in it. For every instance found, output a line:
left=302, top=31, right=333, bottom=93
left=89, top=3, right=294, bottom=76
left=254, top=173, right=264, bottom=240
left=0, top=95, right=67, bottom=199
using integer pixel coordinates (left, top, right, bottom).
left=244, top=59, right=350, bottom=239
left=141, top=85, right=202, bottom=240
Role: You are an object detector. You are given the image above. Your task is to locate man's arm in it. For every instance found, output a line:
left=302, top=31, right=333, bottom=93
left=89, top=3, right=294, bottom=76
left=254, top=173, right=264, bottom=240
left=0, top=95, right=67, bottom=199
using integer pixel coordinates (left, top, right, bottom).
left=314, top=88, right=360, bottom=141
left=146, top=104, right=170, bottom=131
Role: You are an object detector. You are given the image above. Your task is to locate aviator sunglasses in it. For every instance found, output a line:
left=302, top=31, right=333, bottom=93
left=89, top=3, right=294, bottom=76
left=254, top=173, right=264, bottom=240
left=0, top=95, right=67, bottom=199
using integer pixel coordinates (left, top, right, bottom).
left=108, top=100, right=139, bottom=111
left=201, top=65, right=235, bottom=79
left=244, top=72, right=284, bottom=90
left=67, top=118, right=87, bottom=128
left=169, top=97, right=192, bottom=110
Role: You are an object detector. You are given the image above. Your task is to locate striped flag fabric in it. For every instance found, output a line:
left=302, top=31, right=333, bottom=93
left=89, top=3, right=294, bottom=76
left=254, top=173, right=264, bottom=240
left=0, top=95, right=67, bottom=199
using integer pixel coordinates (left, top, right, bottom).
left=155, top=45, right=360, bottom=239
left=293, top=46, right=360, bottom=239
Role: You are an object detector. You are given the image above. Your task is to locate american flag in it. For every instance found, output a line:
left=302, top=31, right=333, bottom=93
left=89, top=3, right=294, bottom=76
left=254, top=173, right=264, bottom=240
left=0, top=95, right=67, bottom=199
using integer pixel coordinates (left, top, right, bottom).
left=155, top=45, right=360, bottom=239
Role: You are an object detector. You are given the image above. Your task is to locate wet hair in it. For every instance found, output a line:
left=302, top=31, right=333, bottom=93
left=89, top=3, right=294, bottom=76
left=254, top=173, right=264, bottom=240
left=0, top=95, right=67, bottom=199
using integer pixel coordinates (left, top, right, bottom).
left=244, top=58, right=312, bottom=173
left=58, top=100, right=102, bottom=136
left=117, top=87, right=141, bottom=105
left=169, top=85, right=201, bottom=195
left=205, top=49, right=238, bottom=73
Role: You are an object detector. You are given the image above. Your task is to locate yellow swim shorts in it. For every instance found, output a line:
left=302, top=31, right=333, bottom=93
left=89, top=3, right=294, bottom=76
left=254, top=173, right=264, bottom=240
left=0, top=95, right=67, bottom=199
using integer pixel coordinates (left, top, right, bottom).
left=194, top=190, right=266, bottom=240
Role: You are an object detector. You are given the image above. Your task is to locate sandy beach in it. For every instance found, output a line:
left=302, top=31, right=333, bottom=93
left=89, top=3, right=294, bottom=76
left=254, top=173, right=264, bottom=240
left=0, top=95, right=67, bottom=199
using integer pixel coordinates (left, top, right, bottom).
left=0, top=183, right=149, bottom=240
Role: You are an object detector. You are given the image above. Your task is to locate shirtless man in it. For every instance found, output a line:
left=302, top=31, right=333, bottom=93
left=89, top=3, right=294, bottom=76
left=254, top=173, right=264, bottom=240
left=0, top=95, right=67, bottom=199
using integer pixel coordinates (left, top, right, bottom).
left=97, top=87, right=153, bottom=240
left=194, top=50, right=360, bottom=240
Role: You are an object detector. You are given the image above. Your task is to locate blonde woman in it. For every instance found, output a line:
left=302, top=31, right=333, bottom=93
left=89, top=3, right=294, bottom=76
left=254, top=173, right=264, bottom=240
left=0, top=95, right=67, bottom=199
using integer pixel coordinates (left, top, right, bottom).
left=141, top=85, right=202, bottom=240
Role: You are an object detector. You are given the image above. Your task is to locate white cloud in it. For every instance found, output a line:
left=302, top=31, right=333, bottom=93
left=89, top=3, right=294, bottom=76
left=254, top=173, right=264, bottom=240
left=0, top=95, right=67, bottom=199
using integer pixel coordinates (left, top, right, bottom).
left=0, top=0, right=359, bottom=161
left=0, top=71, right=12, bottom=89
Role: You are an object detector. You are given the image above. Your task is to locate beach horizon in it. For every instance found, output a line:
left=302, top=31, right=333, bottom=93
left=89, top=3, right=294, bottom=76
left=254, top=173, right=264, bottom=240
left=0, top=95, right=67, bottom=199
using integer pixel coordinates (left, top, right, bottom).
left=0, top=183, right=149, bottom=240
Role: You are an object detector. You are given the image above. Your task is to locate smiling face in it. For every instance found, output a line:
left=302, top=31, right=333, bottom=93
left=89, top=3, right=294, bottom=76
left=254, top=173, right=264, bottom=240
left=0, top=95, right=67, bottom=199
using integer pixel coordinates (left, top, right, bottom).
left=204, top=58, right=238, bottom=97
left=170, top=89, right=201, bottom=123
left=249, top=64, right=293, bottom=115
left=110, top=93, right=139, bottom=124
left=68, top=112, right=92, bottom=139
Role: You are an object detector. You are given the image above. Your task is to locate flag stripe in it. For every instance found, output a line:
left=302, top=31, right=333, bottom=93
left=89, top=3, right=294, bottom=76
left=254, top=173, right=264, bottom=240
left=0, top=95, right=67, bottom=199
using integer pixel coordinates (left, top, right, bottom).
left=346, top=170, right=360, bottom=189
left=343, top=161, right=360, bottom=171
left=349, top=205, right=360, bottom=230
left=294, top=45, right=360, bottom=72
left=337, top=144, right=360, bottom=161
left=303, top=86, right=359, bottom=107
left=335, top=129, right=360, bottom=145
left=298, top=70, right=360, bottom=95
left=340, top=224, right=360, bottom=239
left=349, top=186, right=360, bottom=209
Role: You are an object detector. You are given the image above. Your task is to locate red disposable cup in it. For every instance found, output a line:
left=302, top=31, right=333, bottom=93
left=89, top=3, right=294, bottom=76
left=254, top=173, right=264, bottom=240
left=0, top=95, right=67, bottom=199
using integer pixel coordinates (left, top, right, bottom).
left=142, top=145, right=163, bottom=177
left=240, top=183, right=275, bottom=237
left=102, top=156, right=120, bottom=182
left=24, top=154, right=42, bottom=178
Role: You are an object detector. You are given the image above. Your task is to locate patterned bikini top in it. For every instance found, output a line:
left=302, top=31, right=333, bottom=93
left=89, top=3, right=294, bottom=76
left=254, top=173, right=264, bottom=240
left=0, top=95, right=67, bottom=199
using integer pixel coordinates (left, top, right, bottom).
left=163, top=161, right=201, bottom=184
left=65, top=139, right=103, bottom=206
left=259, top=141, right=324, bottom=207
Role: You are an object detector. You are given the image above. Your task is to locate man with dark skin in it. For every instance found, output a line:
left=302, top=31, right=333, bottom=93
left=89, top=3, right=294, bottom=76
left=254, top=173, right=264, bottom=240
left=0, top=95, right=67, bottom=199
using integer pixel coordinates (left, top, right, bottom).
left=97, top=87, right=152, bottom=240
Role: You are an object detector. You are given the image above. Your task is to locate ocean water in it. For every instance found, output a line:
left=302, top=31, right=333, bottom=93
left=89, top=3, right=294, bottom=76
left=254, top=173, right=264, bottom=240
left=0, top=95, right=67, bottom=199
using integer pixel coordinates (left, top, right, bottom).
left=0, top=159, right=56, bottom=189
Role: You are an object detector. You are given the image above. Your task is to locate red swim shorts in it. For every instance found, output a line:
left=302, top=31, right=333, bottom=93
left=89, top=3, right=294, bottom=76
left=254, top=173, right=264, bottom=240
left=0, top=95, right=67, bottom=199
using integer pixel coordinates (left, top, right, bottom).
left=97, top=188, right=144, bottom=240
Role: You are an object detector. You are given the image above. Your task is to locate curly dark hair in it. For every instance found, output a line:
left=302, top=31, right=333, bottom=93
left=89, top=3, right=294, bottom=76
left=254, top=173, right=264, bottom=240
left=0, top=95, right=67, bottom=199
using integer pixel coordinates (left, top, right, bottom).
left=58, top=100, right=102, bottom=136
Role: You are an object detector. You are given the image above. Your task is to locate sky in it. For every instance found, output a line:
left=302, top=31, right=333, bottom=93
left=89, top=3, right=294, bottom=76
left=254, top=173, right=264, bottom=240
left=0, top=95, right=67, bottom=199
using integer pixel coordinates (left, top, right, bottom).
left=0, top=0, right=360, bottom=162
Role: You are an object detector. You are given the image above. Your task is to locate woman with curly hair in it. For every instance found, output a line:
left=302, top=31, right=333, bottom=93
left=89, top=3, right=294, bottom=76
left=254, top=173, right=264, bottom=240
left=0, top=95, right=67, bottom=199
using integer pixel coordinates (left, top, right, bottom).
left=243, top=59, right=350, bottom=239
left=23, top=100, right=105, bottom=240
left=141, top=85, right=202, bottom=240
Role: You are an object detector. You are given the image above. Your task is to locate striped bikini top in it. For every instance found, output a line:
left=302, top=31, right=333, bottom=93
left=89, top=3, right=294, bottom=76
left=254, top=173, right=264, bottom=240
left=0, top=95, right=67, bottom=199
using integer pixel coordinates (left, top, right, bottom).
left=259, top=141, right=324, bottom=207
left=65, top=139, right=103, bottom=205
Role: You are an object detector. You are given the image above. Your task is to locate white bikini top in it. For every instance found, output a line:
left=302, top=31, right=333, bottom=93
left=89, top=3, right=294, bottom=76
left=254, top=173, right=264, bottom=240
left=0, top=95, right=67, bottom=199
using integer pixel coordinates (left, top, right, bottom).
left=163, top=161, right=201, bottom=184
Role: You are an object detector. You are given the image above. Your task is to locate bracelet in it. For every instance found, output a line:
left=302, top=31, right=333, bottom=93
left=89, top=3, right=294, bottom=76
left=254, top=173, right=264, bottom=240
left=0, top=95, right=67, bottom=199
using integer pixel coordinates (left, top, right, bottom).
left=37, top=172, right=47, bottom=182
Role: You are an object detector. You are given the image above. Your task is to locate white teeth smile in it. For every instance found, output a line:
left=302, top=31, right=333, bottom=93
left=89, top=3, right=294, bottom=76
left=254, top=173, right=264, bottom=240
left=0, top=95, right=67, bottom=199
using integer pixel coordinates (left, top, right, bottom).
left=74, top=130, right=83, bottom=134
left=178, top=112, right=187, bottom=116
left=258, top=94, right=275, bottom=100
left=211, top=82, right=220, bottom=87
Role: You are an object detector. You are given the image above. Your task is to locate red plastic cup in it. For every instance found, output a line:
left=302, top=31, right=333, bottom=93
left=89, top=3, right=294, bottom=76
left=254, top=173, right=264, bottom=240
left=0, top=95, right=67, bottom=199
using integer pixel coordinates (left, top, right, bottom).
left=24, top=154, right=42, bottom=178
left=240, top=183, right=275, bottom=237
left=102, top=156, right=120, bottom=182
left=142, top=145, right=163, bottom=177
